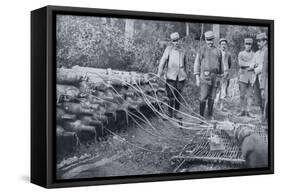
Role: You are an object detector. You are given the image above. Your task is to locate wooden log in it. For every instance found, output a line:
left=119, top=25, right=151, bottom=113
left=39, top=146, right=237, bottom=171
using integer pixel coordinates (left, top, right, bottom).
left=57, top=68, right=83, bottom=85
left=58, top=66, right=149, bottom=86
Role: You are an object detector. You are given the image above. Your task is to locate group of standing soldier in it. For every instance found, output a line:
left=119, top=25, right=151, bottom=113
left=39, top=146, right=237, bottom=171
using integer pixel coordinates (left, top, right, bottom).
left=157, top=30, right=268, bottom=122
left=237, top=33, right=268, bottom=121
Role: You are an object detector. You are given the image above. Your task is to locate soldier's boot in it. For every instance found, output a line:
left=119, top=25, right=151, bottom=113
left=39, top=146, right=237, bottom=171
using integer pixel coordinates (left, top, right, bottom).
left=238, top=98, right=247, bottom=117
left=260, top=100, right=265, bottom=115
left=199, top=100, right=206, bottom=117
left=167, top=98, right=175, bottom=118
left=245, top=97, right=252, bottom=117
left=245, top=111, right=253, bottom=118
left=174, top=113, right=182, bottom=120
left=207, top=99, right=214, bottom=120
left=262, top=102, right=268, bottom=124
left=174, top=99, right=182, bottom=119
left=238, top=110, right=246, bottom=117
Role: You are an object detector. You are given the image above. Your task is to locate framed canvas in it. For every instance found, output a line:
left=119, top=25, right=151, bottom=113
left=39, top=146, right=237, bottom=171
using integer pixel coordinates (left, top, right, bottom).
left=31, top=5, right=274, bottom=188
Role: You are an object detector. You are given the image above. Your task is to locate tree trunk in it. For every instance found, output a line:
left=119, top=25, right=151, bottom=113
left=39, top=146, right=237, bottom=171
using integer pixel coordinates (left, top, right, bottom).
left=213, top=24, right=220, bottom=41
left=125, top=19, right=134, bottom=49
left=101, top=17, right=107, bottom=24
left=185, top=23, right=189, bottom=36
left=110, top=18, right=116, bottom=26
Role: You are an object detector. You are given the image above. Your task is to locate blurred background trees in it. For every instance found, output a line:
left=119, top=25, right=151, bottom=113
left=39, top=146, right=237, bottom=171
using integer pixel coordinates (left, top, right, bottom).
left=56, top=15, right=268, bottom=75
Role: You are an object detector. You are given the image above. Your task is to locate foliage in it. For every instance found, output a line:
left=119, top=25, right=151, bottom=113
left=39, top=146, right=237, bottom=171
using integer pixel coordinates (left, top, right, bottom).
left=224, top=25, right=268, bottom=69
left=56, top=15, right=267, bottom=76
left=57, top=15, right=128, bottom=69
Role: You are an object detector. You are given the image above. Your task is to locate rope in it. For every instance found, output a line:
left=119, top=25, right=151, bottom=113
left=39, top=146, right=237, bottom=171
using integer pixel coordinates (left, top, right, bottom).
left=148, top=72, right=206, bottom=121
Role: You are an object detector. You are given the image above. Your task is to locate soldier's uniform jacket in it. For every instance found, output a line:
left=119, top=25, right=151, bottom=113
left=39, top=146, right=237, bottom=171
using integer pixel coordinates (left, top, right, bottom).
left=251, top=46, right=268, bottom=86
left=261, top=47, right=268, bottom=102
left=158, top=45, right=187, bottom=81
left=194, top=45, right=223, bottom=85
left=261, top=47, right=268, bottom=88
left=238, top=50, right=255, bottom=84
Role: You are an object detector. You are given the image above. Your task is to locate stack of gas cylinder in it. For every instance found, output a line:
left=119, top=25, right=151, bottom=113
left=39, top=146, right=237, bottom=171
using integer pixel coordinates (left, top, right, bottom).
left=56, top=66, right=167, bottom=158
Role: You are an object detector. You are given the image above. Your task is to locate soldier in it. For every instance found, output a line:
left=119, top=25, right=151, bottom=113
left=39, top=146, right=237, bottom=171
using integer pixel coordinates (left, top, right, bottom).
left=216, top=38, right=232, bottom=111
left=157, top=32, right=187, bottom=119
left=250, top=32, right=268, bottom=118
left=237, top=38, right=255, bottom=117
left=261, top=45, right=268, bottom=120
left=194, top=31, right=223, bottom=119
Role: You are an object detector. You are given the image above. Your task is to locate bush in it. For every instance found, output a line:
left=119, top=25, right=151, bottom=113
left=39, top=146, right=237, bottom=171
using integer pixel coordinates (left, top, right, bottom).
left=56, top=15, right=267, bottom=78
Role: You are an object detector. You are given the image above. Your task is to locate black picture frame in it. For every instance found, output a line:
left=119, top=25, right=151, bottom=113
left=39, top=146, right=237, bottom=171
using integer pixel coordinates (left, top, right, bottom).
left=31, top=5, right=274, bottom=188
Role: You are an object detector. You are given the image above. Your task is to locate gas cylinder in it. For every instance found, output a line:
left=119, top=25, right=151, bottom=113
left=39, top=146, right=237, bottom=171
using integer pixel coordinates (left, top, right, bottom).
left=62, top=102, right=93, bottom=116
left=57, top=85, right=80, bottom=98
left=81, top=115, right=105, bottom=139
left=57, top=108, right=66, bottom=121
left=64, top=120, right=95, bottom=132
left=56, top=126, right=65, bottom=136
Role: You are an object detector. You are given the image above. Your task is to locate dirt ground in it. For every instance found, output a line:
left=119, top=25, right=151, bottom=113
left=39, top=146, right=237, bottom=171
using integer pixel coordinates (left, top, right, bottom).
left=56, top=79, right=268, bottom=180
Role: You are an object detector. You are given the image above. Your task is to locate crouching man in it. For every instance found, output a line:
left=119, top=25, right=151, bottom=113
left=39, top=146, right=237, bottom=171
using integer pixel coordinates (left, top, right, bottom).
left=194, top=31, right=223, bottom=119
left=157, top=32, right=187, bottom=119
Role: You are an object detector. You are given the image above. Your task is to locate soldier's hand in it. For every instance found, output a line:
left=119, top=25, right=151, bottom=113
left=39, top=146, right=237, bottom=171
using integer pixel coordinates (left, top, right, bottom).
left=157, top=72, right=161, bottom=78
left=248, top=63, right=254, bottom=70
left=223, top=72, right=229, bottom=79
left=152, top=76, right=158, bottom=83
left=261, top=89, right=265, bottom=99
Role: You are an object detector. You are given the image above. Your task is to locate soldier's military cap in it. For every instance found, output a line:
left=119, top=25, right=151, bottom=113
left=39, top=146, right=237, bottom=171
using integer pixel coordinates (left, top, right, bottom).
left=204, top=31, right=215, bottom=39
left=244, top=38, right=253, bottom=44
left=170, top=32, right=180, bottom=41
left=219, top=38, right=228, bottom=44
left=256, top=32, right=267, bottom=40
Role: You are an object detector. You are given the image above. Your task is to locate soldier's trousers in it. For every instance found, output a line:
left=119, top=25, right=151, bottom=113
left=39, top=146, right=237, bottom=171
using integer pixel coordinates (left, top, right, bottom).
left=199, top=82, right=217, bottom=101
left=239, top=81, right=253, bottom=111
left=166, top=78, right=185, bottom=115
left=199, top=82, right=217, bottom=117
left=253, top=78, right=264, bottom=112
left=215, top=78, right=230, bottom=107
left=263, top=78, right=268, bottom=119
left=221, top=79, right=230, bottom=98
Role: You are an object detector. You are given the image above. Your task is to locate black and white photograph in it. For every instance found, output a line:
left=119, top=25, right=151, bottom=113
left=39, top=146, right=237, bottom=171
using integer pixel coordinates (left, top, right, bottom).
left=55, top=14, right=270, bottom=180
